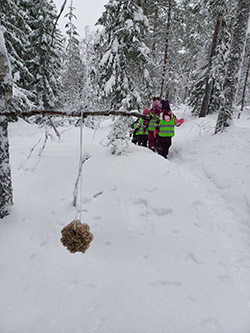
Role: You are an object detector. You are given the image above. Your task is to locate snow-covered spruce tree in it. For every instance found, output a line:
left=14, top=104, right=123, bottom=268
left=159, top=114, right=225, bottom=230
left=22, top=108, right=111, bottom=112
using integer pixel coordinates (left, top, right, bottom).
left=199, top=14, right=223, bottom=117
left=167, top=0, right=201, bottom=104
left=205, top=5, right=237, bottom=116
left=187, top=0, right=222, bottom=115
left=95, top=0, right=152, bottom=154
left=0, top=0, right=34, bottom=114
left=141, top=0, right=169, bottom=97
left=105, top=116, right=133, bottom=155
left=0, top=28, right=13, bottom=218
left=143, top=0, right=210, bottom=105
left=80, top=27, right=101, bottom=128
left=95, top=0, right=151, bottom=111
left=60, top=0, right=84, bottom=112
left=199, top=0, right=237, bottom=118
left=25, top=0, right=63, bottom=109
left=141, top=0, right=185, bottom=102
left=237, top=33, right=250, bottom=118
left=215, top=0, right=250, bottom=133
left=161, top=0, right=193, bottom=103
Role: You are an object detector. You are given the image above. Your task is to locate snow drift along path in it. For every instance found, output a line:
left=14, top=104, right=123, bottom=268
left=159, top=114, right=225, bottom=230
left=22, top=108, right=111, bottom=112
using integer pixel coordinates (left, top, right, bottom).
left=172, top=111, right=250, bottom=299
left=0, top=109, right=250, bottom=333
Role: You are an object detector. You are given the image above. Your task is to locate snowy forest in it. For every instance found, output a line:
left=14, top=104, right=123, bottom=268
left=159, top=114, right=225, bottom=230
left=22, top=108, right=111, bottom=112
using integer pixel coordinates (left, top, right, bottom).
left=1, top=0, right=250, bottom=331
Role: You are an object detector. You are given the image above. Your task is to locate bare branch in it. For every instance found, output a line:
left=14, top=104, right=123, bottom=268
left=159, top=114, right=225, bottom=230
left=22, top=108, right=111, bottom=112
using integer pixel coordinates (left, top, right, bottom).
left=73, top=152, right=91, bottom=207
left=51, top=0, right=68, bottom=45
left=1, top=109, right=150, bottom=120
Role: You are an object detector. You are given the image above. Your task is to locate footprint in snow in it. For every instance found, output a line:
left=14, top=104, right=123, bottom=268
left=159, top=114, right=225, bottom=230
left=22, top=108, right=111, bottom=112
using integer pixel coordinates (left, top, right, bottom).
left=217, top=275, right=230, bottom=282
left=148, top=280, right=181, bottom=287
left=192, top=200, right=203, bottom=210
left=202, top=317, right=220, bottom=330
left=143, top=187, right=158, bottom=193
left=185, top=252, right=204, bottom=264
left=152, top=207, right=173, bottom=216
left=93, top=216, right=102, bottom=220
left=133, top=198, right=150, bottom=216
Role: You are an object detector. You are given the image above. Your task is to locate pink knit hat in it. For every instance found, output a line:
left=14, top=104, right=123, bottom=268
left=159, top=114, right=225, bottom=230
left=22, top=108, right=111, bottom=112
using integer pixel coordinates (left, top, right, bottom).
left=152, top=97, right=160, bottom=108
left=143, top=107, right=149, bottom=115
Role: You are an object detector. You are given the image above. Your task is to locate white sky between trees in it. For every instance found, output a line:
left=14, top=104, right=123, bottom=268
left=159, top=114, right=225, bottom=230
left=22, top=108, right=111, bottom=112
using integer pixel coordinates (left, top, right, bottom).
left=53, top=0, right=107, bottom=35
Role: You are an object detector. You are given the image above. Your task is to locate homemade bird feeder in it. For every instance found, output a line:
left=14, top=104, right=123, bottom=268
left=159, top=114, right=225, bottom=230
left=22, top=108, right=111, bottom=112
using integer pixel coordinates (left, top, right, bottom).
left=61, top=220, right=93, bottom=253
left=61, top=109, right=93, bottom=254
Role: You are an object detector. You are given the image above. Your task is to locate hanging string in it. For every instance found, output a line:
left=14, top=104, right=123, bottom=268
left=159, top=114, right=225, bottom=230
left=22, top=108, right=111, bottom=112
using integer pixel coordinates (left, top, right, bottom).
left=74, top=107, right=84, bottom=222
left=61, top=110, right=93, bottom=254
left=79, top=107, right=84, bottom=221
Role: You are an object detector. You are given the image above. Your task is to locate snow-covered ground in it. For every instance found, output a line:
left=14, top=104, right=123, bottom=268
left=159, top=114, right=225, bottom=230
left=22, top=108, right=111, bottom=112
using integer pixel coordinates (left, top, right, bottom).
left=1, top=106, right=250, bottom=332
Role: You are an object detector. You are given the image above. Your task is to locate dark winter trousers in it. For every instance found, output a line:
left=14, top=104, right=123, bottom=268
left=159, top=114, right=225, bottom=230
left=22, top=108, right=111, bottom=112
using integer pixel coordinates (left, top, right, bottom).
left=137, top=134, right=148, bottom=147
left=148, top=131, right=157, bottom=151
left=157, top=136, right=172, bottom=158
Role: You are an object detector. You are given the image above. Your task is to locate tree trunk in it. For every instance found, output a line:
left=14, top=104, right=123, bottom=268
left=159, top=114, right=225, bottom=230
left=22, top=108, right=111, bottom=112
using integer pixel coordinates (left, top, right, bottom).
left=215, top=0, right=250, bottom=133
left=0, top=30, right=13, bottom=218
left=238, top=56, right=250, bottom=119
left=151, top=8, right=159, bottom=60
left=160, top=0, right=172, bottom=99
left=0, top=119, right=13, bottom=218
left=238, top=33, right=250, bottom=119
left=199, top=16, right=222, bottom=118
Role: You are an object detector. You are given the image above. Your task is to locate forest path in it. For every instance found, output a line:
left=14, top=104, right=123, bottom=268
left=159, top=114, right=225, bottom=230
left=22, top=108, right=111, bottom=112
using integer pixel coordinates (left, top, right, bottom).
left=171, top=122, right=250, bottom=300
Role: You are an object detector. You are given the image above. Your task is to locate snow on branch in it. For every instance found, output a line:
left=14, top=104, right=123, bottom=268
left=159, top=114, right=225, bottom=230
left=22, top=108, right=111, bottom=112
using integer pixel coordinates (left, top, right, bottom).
left=0, top=109, right=150, bottom=120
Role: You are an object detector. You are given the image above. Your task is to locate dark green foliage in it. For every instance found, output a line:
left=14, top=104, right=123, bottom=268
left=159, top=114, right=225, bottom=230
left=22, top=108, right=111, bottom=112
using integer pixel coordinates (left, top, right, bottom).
left=25, top=0, right=63, bottom=109
left=60, top=1, right=84, bottom=111
left=95, top=0, right=152, bottom=111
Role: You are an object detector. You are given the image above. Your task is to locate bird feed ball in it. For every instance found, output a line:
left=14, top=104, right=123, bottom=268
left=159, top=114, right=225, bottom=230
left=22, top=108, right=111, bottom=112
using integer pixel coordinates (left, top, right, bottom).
left=61, top=220, right=93, bottom=253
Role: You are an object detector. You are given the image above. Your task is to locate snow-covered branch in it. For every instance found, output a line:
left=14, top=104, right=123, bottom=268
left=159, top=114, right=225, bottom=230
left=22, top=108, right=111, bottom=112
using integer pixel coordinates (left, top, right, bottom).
left=0, top=109, right=150, bottom=120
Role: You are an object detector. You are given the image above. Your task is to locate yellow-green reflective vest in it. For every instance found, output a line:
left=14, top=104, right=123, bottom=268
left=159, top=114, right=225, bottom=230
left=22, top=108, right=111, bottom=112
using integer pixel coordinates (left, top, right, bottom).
left=158, top=117, right=175, bottom=137
left=148, top=111, right=159, bottom=131
left=135, top=118, right=148, bottom=135
left=133, top=122, right=138, bottom=132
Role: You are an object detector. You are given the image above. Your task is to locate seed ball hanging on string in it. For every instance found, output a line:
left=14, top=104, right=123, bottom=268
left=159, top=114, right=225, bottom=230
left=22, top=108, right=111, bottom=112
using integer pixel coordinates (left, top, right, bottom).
left=61, top=108, right=94, bottom=254
left=61, top=220, right=93, bottom=254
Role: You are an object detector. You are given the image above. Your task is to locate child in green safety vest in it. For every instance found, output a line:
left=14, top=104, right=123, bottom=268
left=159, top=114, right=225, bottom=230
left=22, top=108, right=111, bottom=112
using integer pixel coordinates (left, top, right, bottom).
left=131, top=108, right=149, bottom=147
left=155, top=100, right=184, bottom=158
left=148, top=97, right=161, bottom=151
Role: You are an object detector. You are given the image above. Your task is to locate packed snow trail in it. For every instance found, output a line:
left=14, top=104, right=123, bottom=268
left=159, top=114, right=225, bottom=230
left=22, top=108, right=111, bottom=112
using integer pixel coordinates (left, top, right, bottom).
left=171, top=112, right=250, bottom=300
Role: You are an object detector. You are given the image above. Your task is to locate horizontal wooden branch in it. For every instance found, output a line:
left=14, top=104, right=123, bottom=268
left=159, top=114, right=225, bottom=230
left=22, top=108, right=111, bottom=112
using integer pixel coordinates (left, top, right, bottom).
left=1, top=109, right=150, bottom=120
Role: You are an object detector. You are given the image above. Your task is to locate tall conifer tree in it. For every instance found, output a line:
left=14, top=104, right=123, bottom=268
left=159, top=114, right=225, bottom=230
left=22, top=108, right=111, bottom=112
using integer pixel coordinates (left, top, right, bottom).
left=95, top=0, right=151, bottom=111
left=25, top=0, right=63, bottom=109
left=0, top=0, right=34, bottom=112
left=60, top=0, right=84, bottom=111
left=215, top=0, right=250, bottom=133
